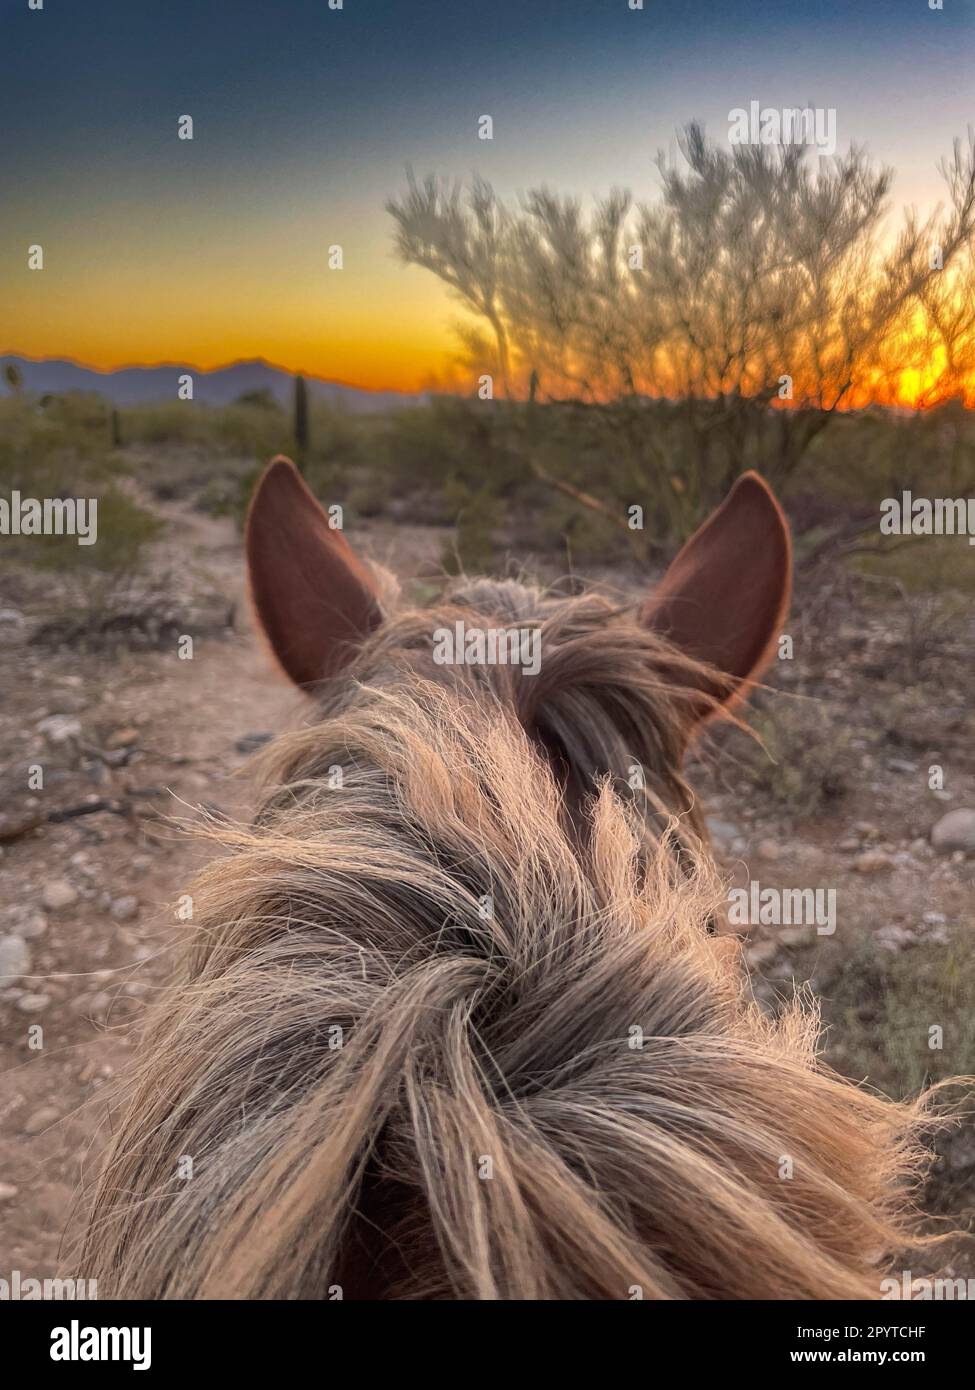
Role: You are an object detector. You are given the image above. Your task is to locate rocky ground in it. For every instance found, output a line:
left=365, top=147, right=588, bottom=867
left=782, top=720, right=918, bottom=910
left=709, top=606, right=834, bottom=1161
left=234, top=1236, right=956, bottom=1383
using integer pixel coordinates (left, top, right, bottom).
left=0, top=471, right=973, bottom=1280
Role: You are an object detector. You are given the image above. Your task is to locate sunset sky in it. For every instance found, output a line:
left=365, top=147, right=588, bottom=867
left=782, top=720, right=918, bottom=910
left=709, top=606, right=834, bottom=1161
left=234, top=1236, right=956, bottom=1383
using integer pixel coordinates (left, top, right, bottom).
left=3, top=0, right=975, bottom=393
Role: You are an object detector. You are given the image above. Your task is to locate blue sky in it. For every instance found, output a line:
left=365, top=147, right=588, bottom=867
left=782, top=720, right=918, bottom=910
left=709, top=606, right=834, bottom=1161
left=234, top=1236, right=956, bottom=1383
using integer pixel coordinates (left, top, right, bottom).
left=3, top=0, right=973, bottom=385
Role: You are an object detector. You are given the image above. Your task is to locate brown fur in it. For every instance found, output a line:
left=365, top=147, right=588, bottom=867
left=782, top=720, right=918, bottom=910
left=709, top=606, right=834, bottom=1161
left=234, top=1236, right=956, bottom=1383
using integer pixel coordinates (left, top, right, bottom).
left=82, top=578, right=945, bottom=1299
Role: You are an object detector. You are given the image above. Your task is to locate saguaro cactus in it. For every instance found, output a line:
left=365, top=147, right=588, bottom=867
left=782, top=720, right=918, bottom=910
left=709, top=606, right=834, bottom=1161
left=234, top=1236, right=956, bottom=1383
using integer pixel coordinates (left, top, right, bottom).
left=294, top=374, right=310, bottom=464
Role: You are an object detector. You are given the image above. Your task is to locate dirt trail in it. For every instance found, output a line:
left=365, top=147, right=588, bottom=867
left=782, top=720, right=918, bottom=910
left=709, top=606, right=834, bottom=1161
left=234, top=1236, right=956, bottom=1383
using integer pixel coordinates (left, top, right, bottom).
left=0, top=490, right=455, bottom=1274
left=0, top=503, right=300, bottom=1272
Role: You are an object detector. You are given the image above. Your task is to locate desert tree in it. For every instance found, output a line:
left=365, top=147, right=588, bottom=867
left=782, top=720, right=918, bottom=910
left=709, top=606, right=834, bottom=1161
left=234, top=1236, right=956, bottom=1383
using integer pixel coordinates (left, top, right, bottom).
left=387, top=172, right=512, bottom=396
left=387, top=124, right=975, bottom=532
left=903, top=137, right=975, bottom=410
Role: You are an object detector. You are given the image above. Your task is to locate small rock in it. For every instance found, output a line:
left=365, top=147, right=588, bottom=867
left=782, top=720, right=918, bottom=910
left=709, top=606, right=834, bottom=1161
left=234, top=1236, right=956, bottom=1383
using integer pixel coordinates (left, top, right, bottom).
left=707, top=818, right=741, bottom=851
left=746, top=939, right=780, bottom=969
left=36, top=714, right=82, bottom=744
left=756, top=839, right=785, bottom=861
left=931, top=809, right=975, bottom=854
left=41, top=880, right=78, bottom=911
left=105, top=726, right=140, bottom=749
left=0, top=934, right=31, bottom=981
left=17, top=992, right=50, bottom=1012
left=838, top=837, right=860, bottom=852
left=886, top=758, right=919, bottom=774
left=0, top=1182, right=18, bottom=1202
left=876, top=924, right=916, bottom=952
left=48, top=692, right=89, bottom=714
left=923, top=911, right=947, bottom=925
left=17, top=911, right=48, bottom=940
left=110, top=895, right=139, bottom=923
left=852, top=821, right=879, bottom=838
left=131, top=855, right=153, bottom=876
left=778, top=925, right=817, bottom=948
left=23, top=1105, right=60, bottom=1135
left=797, top=844, right=825, bottom=869
left=854, top=851, right=894, bottom=874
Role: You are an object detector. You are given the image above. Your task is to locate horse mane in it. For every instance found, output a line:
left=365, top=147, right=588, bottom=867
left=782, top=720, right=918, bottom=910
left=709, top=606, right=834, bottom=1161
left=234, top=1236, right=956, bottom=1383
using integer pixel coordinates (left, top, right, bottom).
left=82, top=582, right=940, bottom=1298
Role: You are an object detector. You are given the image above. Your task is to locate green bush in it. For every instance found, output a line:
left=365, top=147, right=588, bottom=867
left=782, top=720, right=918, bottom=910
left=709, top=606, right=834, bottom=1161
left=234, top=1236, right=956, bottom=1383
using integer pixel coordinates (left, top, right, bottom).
left=822, top=930, right=975, bottom=1097
left=18, top=485, right=163, bottom=574
left=732, top=700, right=852, bottom=821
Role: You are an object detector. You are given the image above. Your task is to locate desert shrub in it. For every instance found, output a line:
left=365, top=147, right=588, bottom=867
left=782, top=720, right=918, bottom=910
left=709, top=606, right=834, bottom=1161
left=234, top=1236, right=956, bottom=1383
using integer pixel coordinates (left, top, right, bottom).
left=383, top=399, right=522, bottom=498
left=816, top=929, right=975, bottom=1222
left=439, top=478, right=504, bottom=574
left=120, top=400, right=290, bottom=461
left=822, top=930, right=975, bottom=1098
left=0, top=392, right=128, bottom=494
left=17, top=485, right=164, bottom=574
left=343, top=472, right=389, bottom=520
left=120, top=402, right=212, bottom=446
left=732, top=699, right=852, bottom=821
left=0, top=395, right=161, bottom=574
left=32, top=568, right=233, bottom=654
left=855, top=537, right=975, bottom=597
left=235, top=388, right=281, bottom=411
left=210, top=403, right=291, bottom=459
left=514, top=491, right=625, bottom=565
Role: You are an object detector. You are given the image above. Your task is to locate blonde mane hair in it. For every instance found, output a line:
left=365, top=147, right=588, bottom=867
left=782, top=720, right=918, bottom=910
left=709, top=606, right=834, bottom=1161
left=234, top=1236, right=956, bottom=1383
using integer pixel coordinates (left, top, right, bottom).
left=82, top=576, right=942, bottom=1299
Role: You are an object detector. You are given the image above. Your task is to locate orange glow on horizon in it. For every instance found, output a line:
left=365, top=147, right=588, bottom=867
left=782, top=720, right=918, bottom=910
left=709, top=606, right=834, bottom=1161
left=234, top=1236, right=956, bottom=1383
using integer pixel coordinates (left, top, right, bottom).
left=6, top=257, right=974, bottom=406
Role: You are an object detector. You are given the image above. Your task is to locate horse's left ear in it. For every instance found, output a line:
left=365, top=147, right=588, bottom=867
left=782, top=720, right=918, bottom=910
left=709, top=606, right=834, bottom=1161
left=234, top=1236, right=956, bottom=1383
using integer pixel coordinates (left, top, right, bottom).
left=246, top=456, right=382, bottom=687
left=640, top=471, right=791, bottom=717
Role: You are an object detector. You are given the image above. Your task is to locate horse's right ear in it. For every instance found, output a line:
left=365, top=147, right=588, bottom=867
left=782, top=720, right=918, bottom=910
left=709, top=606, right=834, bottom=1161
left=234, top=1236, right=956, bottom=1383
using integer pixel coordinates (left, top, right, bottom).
left=245, top=456, right=382, bottom=687
left=640, top=471, right=791, bottom=720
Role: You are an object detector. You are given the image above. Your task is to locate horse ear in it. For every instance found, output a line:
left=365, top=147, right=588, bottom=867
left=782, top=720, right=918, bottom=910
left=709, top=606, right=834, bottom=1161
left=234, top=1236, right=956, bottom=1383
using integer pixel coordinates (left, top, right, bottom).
left=640, top=471, right=791, bottom=716
left=245, top=456, right=382, bottom=687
